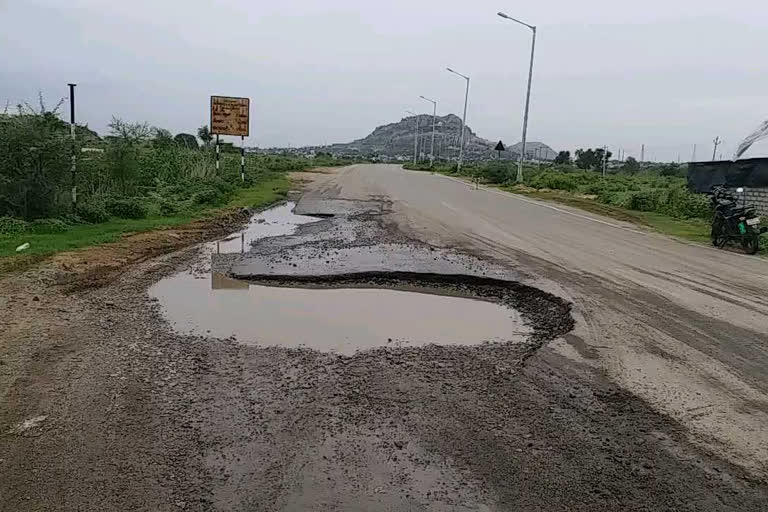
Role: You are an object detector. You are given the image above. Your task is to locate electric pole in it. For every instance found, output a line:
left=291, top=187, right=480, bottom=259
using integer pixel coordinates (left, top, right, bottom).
left=640, top=144, right=645, bottom=162
left=712, top=137, right=721, bottom=161
left=68, top=83, right=77, bottom=211
left=692, top=144, right=697, bottom=162
left=406, top=110, right=418, bottom=164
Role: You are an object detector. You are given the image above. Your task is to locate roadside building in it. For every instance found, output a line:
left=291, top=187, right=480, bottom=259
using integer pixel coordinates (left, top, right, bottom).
left=688, top=158, right=768, bottom=217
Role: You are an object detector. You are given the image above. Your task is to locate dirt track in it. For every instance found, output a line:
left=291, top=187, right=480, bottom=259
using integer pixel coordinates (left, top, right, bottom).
left=1, top=165, right=768, bottom=511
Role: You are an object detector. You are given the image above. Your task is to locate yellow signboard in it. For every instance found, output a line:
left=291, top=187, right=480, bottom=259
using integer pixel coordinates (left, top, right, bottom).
left=210, top=96, right=250, bottom=136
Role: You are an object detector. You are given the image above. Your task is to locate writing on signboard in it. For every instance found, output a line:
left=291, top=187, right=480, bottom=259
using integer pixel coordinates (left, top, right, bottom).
left=210, top=96, right=250, bottom=136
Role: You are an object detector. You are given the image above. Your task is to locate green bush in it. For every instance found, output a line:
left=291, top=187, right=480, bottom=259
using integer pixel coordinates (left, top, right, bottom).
left=107, top=198, right=148, bottom=219
left=192, top=188, right=224, bottom=206
left=530, top=173, right=578, bottom=192
left=30, top=218, right=69, bottom=233
left=0, top=216, right=30, bottom=236
left=681, top=193, right=712, bottom=219
left=624, top=190, right=658, bottom=212
left=76, top=201, right=110, bottom=223
left=159, top=198, right=180, bottom=216
left=60, top=213, right=85, bottom=225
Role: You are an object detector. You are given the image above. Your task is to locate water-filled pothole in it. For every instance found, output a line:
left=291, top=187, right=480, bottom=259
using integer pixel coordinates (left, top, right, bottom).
left=211, top=201, right=318, bottom=254
left=149, top=272, right=531, bottom=355
left=149, top=202, right=573, bottom=355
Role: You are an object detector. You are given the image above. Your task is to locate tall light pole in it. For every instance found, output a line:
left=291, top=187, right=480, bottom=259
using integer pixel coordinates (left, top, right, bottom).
left=420, top=95, right=437, bottom=167
left=405, top=109, right=419, bottom=164
left=446, top=67, right=470, bottom=173
left=498, top=11, right=536, bottom=183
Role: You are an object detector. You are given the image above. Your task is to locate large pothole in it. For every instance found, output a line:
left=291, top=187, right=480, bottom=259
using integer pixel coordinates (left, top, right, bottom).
left=149, top=201, right=574, bottom=356
left=150, top=272, right=532, bottom=355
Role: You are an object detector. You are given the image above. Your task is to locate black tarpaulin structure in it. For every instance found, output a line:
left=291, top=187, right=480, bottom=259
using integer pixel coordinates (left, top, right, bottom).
left=687, top=158, right=768, bottom=193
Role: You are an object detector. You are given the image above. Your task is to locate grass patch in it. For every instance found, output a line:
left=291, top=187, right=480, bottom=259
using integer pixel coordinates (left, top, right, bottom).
left=0, top=175, right=291, bottom=261
left=228, top=174, right=290, bottom=208
left=506, top=189, right=710, bottom=243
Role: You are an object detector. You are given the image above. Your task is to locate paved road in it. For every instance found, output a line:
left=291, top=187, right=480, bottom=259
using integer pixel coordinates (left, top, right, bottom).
left=304, top=163, right=768, bottom=476
left=3, top=163, right=768, bottom=511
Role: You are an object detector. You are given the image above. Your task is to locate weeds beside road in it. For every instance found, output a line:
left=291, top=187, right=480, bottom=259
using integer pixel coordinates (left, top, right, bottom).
left=0, top=174, right=290, bottom=262
left=0, top=106, right=354, bottom=268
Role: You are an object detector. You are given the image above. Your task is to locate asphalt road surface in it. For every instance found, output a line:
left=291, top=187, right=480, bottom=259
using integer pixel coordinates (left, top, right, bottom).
left=2, top=163, right=768, bottom=511
left=303, top=164, right=768, bottom=476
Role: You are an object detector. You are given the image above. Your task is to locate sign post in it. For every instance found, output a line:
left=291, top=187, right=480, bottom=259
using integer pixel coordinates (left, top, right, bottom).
left=494, top=140, right=505, bottom=160
left=210, top=96, right=250, bottom=180
left=215, top=134, right=220, bottom=172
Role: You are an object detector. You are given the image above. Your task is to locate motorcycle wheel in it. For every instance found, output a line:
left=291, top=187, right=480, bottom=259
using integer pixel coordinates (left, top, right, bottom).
left=711, top=218, right=726, bottom=247
left=742, top=233, right=760, bottom=255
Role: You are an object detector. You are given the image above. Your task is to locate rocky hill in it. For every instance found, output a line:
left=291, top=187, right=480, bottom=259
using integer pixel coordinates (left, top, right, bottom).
left=312, top=114, right=556, bottom=161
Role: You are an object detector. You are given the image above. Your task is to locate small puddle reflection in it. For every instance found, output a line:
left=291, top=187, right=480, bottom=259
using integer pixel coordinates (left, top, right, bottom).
left=150, top=272, right=531, bottom=355
left=212, top=202, right=318, bottom=254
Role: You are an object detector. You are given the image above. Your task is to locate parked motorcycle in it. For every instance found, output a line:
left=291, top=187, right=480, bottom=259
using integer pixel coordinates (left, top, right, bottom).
left=709, top=186, right=766, bottom=255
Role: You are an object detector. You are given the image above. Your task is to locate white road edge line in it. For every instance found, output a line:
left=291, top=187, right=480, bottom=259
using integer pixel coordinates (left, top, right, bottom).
left=419, top=169, right=767, bottom=263
left=436, top=173, right=647, bottom=234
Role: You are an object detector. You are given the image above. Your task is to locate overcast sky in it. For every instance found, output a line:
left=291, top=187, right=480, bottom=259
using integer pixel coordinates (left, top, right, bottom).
left=2, top=0, right=768, bottom=160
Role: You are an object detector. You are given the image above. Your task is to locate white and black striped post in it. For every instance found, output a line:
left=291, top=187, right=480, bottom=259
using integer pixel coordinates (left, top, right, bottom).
left=215, top=134, right=220, bottom=173
left=240, top=135, right=245, bottom=182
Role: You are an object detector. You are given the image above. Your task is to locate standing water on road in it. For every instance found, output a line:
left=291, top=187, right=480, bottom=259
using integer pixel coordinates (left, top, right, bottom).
left=211, top=201, right=318, bottom=254
left=150, top=201, right=531, bottom=354
left=150, top=273, right=530, bottom=355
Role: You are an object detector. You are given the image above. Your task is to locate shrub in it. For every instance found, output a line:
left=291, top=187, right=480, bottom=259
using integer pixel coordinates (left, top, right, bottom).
left=681, top=193, right=712, bottom=219
left=30, top=218, right=69, bottom=233
left=76, top=201, right=110, bottom=223
left=0, top=217, right=30, bottom=236
left=211, top=178, right=236, bottom=196
left=624, top=190, right=658, bottom=212
left=60, top=213, right=85, bottom=225
left=107, top=198, right=148, bottom=219
left=478, top=162, right=510, bottom=184
left=192, top=188, right=224, bottom=206
left=159, top=198, right=180, bottom=216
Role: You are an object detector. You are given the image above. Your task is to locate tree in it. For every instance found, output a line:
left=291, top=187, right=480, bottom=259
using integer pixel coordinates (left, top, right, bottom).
left=554, top=150, right=571, bottom=165
left=623, top=156, right=640, bottom=174
left=0, top=102, right=70, bottom=218
left=197, top=125, right=213, bottom=146
left=151, top=127, right=174, bottom=149
left=174, top=133, right=199, bottom=149
left=574, top=148, right=596, bottom=170
left=106, top=117, right=150, bottom=194
left=575, top=148, right=612, bottom=170
left=594, top=148, right=612, bottom=168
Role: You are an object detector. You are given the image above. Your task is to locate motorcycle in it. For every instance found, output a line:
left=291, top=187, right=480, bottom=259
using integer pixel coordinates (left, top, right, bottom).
left=709, top=186, right=766, bottom=255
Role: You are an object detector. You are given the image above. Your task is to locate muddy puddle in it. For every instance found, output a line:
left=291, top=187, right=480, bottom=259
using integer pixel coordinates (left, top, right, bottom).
left=150, top=202, right=537, bottom=355
left=150, top=272, right=531, bottom=355
left=211, top=202, right=318, bottom=254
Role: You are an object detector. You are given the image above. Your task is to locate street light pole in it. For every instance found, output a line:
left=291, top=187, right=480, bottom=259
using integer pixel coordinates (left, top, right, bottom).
left=446, top=67, right=470, bottom=173
left=498, top=12, right=537, bottom=183
left=420, top=95, right=437, bottom=167
left=406, top=109, right=419, bottom=164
